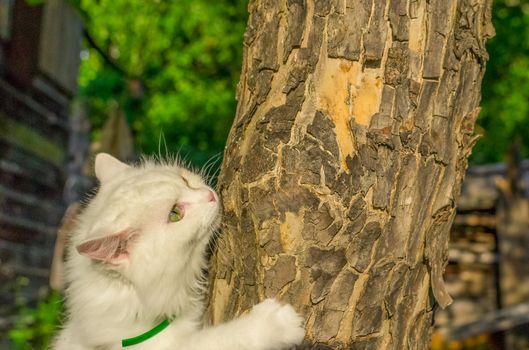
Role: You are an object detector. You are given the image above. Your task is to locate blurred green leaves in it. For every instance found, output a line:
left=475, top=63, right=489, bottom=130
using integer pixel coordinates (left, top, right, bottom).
left=76, top=0, right=248, bottom=166
left=76, top=0, right=529, bottom=166
left=8, top=290, right=63, bottom=350
left=472, top=0, right=529, bottom=164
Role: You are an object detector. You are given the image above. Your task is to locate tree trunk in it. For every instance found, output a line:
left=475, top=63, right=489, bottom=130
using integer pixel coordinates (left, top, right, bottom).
left=208, top=1, right=494, bottom=349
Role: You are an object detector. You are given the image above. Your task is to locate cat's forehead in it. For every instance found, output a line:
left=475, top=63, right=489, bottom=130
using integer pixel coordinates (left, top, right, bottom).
left=131, top=166, right=202, bottom=187
left=150, top=164, right=205, bottom=184
left=101, top=164, right=205, bottom=198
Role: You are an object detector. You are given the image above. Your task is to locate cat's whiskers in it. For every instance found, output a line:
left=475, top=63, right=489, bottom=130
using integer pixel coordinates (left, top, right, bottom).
left=199, top=154, right=222, bottom=187
left=204, top=218, right=242, bottom=277
left=200, top=153, right=221, bottom=175
left=157, top=130, right=169, bottom=162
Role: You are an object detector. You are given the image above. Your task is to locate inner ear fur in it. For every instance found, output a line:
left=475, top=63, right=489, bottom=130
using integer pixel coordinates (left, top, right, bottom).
left=76, top=230, right=137, bottom=264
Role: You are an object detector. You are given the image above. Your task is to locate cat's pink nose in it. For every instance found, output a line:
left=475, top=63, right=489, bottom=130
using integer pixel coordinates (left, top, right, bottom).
left=207, top=190, right=216, bottom=203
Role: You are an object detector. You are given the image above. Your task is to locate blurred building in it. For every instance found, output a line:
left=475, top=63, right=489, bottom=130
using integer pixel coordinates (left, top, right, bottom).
left=0, top=0, right=82, bottom=324
left=434, top=156, right=529, bottom=349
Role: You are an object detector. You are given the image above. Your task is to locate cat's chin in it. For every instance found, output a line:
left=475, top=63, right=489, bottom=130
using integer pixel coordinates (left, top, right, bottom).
left=193, top=221, right=219, bottom=248
left=198, top=204, right=221, bottom=238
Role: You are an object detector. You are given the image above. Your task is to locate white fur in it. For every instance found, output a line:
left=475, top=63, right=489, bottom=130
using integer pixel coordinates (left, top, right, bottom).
left=53, top=153, right=305, bottom=350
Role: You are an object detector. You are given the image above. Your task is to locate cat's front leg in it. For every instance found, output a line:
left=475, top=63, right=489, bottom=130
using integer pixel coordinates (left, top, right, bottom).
left=243, top=298, right=306, bottom=349
left=181, top=298, right=305, bottom=350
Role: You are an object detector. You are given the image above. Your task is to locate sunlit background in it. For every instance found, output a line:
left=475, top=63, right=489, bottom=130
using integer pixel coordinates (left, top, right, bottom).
left=75, top=0, right=247, bottom=165
left=0, top=0, right=528, bottom=349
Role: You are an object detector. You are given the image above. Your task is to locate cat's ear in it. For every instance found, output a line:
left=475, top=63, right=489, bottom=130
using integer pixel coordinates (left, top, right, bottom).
left=95, top=153, right=130, bottom=183
left=76, top=230, right=136, bottom=264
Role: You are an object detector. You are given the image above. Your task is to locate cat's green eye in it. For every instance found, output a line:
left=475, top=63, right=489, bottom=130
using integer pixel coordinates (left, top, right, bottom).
left=168, top=205, right=184, bottom=222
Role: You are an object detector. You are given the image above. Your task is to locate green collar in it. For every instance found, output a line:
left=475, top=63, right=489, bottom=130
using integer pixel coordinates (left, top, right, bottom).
left=121, top=318, right=172, bottom=347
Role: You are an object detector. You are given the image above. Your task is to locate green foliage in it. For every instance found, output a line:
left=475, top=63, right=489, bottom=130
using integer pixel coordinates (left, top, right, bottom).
left=77, top=0, right=248, bottom=166
left=75, top=0, right=529, bottom=166
left=471, top=0, right=529, bottom=164
left=7, top=289, right=63, bottom=350
left=23, top=0, right=45, bottom=5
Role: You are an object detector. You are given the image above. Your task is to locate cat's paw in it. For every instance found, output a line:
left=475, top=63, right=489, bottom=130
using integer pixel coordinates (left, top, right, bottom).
left=248, top=298, right=305, bottom=349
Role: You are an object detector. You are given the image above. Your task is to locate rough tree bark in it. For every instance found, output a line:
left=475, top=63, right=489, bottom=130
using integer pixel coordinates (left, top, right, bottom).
left=208, top=1, right=493, bottom=349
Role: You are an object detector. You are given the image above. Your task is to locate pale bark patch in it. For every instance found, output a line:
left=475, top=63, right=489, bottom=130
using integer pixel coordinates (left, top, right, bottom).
left=279, top=212, right=304, bottom=253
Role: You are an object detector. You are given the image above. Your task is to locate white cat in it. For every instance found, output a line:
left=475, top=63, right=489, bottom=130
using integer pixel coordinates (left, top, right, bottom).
left=53, top=153, right=305, bottom=350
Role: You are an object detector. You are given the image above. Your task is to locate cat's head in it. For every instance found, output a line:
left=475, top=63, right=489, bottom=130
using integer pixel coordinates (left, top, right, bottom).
left=74, top=153, right=220, bottom=286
